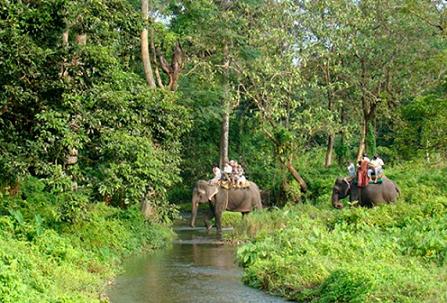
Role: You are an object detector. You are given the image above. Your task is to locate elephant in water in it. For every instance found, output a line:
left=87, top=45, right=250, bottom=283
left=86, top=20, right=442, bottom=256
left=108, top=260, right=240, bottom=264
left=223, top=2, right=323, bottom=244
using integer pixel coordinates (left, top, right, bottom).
left=190, top=180, right=262, bottom=234
left=332, top=176, right=400, bottom=209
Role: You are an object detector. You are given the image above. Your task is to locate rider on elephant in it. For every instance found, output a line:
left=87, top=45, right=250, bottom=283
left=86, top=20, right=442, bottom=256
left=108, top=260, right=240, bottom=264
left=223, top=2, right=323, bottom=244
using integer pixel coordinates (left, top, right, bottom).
left=368, top=155, right=385, bottom=183
left=209, top=164, right=221, bottom=185
left=223, top=161, right=232, bottom=182
left=236, top=164, right=246, bottom=187
left=357, top=159, right=370, bottom=187
left=332, top=175, right=400, bottom=209
left=190, top=179, right=262, bottom=234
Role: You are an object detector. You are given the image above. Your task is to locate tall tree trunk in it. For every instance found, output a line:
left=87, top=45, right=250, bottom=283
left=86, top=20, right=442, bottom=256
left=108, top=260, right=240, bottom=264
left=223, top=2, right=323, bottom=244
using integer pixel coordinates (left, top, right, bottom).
left=168, top=42, right=182, bottom=90
left=237, top=111, right=245, bottom=163
left=286, top=158, right=308, bottom=193
left=150, top=29, right=164, bottom=88
left=337, top=102, right=346, bottom=164
left=356, top=115, right=368, bottom=161
left=219, top=42, right=230, bottom=168
left=356, top=58, right=368, bottom=161
left=219, top=109, right=230, bottom=168
left=325, top=135, right=335, bottom=167
left=60, top=30, right=69, bottom=79
left=324, top=60, right=335, bottom=167
left=62, top=30, right=69, bottom=45
left=141, top=0, right=156, bottom=88
left=158, top=42, right=183, bottom=91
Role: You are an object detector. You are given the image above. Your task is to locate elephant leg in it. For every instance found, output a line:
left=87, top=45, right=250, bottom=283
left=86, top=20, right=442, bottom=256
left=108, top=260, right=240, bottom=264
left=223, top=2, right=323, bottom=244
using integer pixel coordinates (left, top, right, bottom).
left=358, top=187, right=363, bottom=206
left=215, top=210, right=223, bottom=235
left=204, top=203, right=215, bottom=231
left=241, top=211, right=249, bottom=218
left=214, top=190, right=229, bottom=236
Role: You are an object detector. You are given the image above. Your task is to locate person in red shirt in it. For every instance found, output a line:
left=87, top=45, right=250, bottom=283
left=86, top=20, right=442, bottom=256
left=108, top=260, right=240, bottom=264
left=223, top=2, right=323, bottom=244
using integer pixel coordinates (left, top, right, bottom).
left=357, top=159, right=370, bottom=187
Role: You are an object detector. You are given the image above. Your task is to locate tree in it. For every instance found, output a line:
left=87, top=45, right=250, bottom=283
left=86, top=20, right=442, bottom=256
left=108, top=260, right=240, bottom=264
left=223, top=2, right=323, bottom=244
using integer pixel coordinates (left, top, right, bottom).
left=293, top=1, right=351, bottom=167
left=294, top=0, right=444, bottom=162
left=158, top=41, right=184, bottom=90
left=236, top=1, right=339, bottom=192
left=141, top=0, right=156, bottom=88
left=396, top=91, right=447, bottom=161
left=170, top=0, right=256, bottom=168
left=0, top=0, right=190, bottom=209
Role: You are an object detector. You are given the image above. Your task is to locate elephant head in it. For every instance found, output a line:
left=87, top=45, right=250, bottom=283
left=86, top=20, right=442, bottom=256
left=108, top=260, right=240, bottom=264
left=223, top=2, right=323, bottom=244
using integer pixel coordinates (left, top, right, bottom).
left=331, top=177, right=352, bottom=209
left=190, top=180, right=218, bottom=228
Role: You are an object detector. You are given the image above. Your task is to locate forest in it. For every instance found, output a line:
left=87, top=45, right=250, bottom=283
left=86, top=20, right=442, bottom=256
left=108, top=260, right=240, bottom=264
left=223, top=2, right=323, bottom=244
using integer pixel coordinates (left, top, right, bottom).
left=0, top=0, right=446, bottom=302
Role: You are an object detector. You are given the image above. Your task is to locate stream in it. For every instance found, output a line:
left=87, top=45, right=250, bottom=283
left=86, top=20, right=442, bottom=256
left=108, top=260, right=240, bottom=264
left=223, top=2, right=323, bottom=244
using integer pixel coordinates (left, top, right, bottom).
left=107, top=225, right=286, bottom=303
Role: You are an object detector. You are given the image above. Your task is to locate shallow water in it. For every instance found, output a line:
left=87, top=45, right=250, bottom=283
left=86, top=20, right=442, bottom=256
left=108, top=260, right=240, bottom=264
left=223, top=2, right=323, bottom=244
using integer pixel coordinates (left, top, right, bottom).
left=107, top=226, right=286, bottom=303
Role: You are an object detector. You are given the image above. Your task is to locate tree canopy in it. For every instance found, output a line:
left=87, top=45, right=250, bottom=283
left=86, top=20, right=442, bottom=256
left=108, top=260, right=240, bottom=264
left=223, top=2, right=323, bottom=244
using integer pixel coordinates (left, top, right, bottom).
left=1, top=0, right=446, bottom=206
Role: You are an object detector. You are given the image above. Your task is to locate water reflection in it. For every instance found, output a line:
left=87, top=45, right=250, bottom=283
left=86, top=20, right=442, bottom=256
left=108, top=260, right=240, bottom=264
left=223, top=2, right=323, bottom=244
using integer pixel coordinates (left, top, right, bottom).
left=108, top=228, right=286, bottom=303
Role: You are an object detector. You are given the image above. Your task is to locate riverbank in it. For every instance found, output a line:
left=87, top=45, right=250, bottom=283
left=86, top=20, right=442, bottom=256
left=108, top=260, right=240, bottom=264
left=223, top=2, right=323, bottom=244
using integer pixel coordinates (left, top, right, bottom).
left=0, top=177, right=173, bottom=303
left=231, top=163, right=447, bottom=302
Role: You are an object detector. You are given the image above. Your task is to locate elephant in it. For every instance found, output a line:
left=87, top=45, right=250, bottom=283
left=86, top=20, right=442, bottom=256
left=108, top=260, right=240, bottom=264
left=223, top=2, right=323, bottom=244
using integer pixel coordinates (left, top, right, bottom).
left=332, top=176, right=400, bottom=209
left=190, top=180, right=262, bottom=234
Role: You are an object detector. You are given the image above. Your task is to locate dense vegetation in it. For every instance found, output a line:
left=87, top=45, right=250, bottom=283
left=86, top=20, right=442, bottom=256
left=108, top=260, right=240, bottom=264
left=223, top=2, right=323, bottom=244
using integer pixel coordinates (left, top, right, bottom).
left=1, top=1, right=180, bottom=301
left=1, top=0, right=446, bottom=302
left=232, top=161, right=447, bottom=302
left=0, top=177, right=172, bottom=302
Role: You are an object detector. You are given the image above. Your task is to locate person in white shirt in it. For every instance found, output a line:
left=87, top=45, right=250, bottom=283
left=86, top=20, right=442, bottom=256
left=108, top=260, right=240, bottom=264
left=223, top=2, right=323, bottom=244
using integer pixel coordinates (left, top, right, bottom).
left=358, top=153, right=370, bottom=170
left=362, top=153, right=370, bottom=162
left=229, top=160, right=239, bottom=185
left=236, top=164, right=246, bottom=187
left=347, top=162, right=356, bottom=178
left=223, top=162, right=232, bottom=174
left=209, top=164, right=222, bottom=185
left=223, top=161, right=233, bottom=182
left=368, top=155, right=385, bottom=183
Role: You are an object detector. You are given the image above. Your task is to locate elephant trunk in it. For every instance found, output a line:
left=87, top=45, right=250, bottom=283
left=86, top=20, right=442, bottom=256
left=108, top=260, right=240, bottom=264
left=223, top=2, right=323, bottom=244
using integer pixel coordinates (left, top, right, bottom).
left=332, top=190, right=343, bottom=209
left=190, top=195, right=198, bottom=228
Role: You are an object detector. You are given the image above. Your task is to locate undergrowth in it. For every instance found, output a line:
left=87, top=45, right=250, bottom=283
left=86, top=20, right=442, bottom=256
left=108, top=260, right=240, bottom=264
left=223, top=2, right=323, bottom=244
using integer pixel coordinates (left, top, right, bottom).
left=0, top=177, right=172, bottom=303
left=233, top=162, right=447, bottom=302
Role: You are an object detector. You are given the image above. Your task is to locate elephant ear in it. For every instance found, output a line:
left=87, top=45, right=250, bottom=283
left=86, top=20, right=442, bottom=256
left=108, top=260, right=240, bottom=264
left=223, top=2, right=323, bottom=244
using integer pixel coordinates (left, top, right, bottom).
left=206, top=185, right=219, bottom=201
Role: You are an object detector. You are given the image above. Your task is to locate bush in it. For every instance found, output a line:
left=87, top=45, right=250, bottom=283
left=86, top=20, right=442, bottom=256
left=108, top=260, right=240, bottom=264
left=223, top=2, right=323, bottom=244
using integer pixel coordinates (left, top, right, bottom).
left=221, top=212, right=243, bottom=227
left=318, top=269, right=373, bottom=303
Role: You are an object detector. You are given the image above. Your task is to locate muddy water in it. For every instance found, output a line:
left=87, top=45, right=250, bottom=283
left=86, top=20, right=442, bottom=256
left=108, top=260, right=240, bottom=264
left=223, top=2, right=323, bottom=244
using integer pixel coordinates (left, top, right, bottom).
left=107, top=226, right=286, bottom=303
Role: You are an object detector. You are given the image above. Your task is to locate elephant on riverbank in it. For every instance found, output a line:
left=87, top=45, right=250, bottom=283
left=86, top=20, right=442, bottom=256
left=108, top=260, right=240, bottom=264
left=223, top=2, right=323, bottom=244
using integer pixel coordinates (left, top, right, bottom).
left=332, top=176, right=400, bottom=209
left=190, top=180, right=262, bottom=234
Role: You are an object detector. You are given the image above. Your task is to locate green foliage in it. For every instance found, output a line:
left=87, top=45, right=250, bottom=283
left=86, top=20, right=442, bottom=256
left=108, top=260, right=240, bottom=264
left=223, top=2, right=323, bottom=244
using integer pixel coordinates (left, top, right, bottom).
left=395, top=93, right=447, bottom=160
left=221, top=212, right=243, bottom=227
left=0, top=3, right=183, bottom=300
left=319, top=269, right=373, bottom=303
left=1, top=0, right=447, bottom=300
left=172, top=0, right=447, bottom=205
left=234, top=163, right=447, bottom=302
left=293, top=150, right=345, bottom=203
left=334, top=136, right=352, bottom=165
left=0, top=178, right=172, bottom=303
left=0, top=0, right=190, bottom=208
